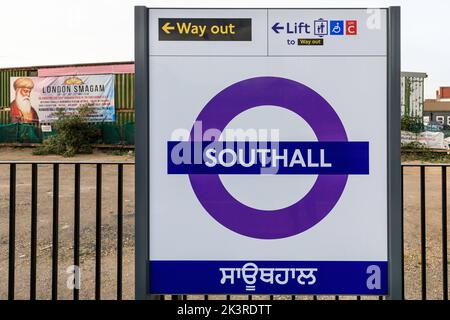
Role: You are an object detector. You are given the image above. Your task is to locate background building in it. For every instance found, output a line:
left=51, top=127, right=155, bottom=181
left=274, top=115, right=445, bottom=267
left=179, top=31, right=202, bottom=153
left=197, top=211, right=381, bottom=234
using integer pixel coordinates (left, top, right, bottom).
left=424, top=86, right=450, bottom=126
left=401, top=71, right=428, bottom=118
left=0, top=62, right=135, bottom=144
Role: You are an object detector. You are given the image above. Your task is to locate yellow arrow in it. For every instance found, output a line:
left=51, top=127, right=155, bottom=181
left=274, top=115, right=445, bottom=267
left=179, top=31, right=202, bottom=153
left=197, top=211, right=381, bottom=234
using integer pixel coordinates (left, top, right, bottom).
left=162, top=22, right=175, bottom=34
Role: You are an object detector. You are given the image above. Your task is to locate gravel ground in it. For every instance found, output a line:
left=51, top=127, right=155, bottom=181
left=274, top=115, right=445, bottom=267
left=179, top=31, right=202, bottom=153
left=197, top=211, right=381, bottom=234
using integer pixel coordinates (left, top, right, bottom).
left=0, top=149, right=448, bottom=300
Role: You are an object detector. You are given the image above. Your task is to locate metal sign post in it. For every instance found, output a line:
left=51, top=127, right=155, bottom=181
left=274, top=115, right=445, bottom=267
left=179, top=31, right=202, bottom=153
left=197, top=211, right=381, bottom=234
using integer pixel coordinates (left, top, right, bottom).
left=387, top=6, right=403, bottom=300
left=135, top=6, right=402, bottom=300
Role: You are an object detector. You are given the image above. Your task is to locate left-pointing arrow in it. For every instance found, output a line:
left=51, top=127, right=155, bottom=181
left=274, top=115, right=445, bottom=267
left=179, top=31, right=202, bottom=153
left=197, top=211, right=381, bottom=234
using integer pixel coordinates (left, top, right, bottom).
left=272, top=22, right=284, bottom=34
left=162, top=22, right=175, bottom=34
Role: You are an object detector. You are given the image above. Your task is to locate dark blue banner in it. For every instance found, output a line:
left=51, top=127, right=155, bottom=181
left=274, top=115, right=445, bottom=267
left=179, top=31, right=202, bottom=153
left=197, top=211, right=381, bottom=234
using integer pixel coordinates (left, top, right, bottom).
left=149, top=260, right=388, bottom=295
left=167, top=141, right=369, bottom=175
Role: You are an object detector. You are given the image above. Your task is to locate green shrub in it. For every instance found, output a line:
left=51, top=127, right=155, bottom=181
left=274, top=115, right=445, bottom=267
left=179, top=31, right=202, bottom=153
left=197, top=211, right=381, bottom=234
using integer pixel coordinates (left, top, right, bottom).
left=33, top=105, right=100, bottom=157
left=401, top=115, right=424, bottom=133
left=401, top=141, right=427, bottom=150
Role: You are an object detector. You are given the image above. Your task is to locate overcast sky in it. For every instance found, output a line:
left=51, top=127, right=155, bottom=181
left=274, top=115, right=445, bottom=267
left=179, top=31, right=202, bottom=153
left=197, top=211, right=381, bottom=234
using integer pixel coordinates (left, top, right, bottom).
left=0, top=0, right=446, bottom=97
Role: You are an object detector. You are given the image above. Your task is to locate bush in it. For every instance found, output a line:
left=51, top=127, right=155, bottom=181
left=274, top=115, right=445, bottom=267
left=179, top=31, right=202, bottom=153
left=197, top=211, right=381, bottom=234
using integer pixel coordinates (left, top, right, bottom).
left=33, top=105, right=100, bottom=157
left=401, top=141, right=427, bottom=150
left=401, top=115, right=424, bottom=133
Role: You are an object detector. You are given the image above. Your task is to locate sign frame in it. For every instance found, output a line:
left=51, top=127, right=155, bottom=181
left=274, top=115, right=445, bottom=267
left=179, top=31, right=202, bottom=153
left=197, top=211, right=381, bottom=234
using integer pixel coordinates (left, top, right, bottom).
left=134, top=6, right=402, bottom=300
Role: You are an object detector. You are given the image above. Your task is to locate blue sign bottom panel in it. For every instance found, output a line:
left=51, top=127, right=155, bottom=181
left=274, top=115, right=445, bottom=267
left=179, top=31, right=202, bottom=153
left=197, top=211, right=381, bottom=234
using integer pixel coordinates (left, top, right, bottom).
left=149, top=261, right=388, bottom=295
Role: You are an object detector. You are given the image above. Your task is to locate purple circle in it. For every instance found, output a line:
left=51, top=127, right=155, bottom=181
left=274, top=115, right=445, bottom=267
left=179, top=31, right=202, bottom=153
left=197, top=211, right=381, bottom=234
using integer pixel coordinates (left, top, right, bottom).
left=189, top=77, right=348, bottom=239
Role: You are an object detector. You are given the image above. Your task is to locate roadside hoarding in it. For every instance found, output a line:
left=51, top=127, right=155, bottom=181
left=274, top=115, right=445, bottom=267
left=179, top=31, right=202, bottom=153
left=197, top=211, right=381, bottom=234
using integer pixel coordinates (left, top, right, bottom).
left=10, top=74, right=115, bottom=123
left=135, top=7, right=401, bottom=298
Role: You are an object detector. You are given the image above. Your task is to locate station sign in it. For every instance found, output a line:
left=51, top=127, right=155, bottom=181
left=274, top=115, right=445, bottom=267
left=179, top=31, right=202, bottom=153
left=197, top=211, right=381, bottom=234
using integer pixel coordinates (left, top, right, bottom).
left=135, top=7, right=401, bottom=298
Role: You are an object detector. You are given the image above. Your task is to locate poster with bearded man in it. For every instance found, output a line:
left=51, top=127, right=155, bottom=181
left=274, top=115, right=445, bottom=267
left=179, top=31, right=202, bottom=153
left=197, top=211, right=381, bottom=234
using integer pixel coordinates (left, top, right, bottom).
left=10, top=77, right=39, bottom=123
left=9, top=74, right=115, bottom=123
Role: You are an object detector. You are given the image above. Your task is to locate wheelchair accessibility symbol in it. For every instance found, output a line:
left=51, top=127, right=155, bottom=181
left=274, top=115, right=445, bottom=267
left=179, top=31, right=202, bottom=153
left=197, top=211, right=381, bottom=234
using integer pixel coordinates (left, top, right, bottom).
left=330, top=20, right=344, bottom=35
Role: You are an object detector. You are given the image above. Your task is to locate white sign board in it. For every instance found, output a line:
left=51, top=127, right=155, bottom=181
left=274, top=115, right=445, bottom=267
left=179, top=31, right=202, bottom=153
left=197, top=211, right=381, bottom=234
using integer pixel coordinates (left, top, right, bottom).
left=139, top=7, right=399, bottom=296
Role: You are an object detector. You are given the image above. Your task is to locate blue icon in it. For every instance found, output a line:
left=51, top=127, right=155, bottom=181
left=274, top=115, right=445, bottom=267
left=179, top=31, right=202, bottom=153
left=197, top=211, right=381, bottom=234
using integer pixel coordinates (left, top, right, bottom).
left=330, top=20, right=344, bottom=35
left=314, top=19, right=328, bottom=36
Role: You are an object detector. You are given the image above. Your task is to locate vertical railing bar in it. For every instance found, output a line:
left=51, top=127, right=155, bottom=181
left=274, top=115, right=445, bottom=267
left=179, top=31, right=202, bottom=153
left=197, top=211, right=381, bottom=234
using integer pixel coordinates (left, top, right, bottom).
left=204, top=295, right=208, bottom=300
left=95, top=164, right=102, bottom=300
left=420, top=166, right=427, bottom=300
left=74, top=164, right=81, bottom=301
left=291, top=295, right=295, bottom=300
left=117, top=164, right=123, bottom=300
left=335, top=296, right=339, bottom=300
left=270, top=295, right=274, bottom=300
left=52, top=163, right=59, bottom=300
left=30, top=164, right=38, bottom=300
left=248, top=295, right=252, bottom=300
left=226, top=295, right=230, bottom=300
left=182, top=295, right=187, bottom=300
left=8, top=164, right=16, bottom=300
left=356, top=296, right=361, bottom=300
left=442, top=166, right=448, bottom=301
left=313, top=295, right=317, bottom=300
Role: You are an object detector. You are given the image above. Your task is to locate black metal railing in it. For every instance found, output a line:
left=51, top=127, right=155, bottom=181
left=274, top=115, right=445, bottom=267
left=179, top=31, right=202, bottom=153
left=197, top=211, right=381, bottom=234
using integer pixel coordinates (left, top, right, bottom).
left=402, top=164, right=449, bottom=301
left=0, top=161, right=133, bottom=300
left=0, top=162, right=449, bottom=300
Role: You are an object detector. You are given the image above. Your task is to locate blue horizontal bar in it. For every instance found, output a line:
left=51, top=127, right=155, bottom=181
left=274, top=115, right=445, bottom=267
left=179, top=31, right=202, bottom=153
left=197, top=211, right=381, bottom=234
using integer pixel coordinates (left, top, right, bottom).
left=149, top=260, right=387, bottom=295
left=167, top=141, right=369, bottom=175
